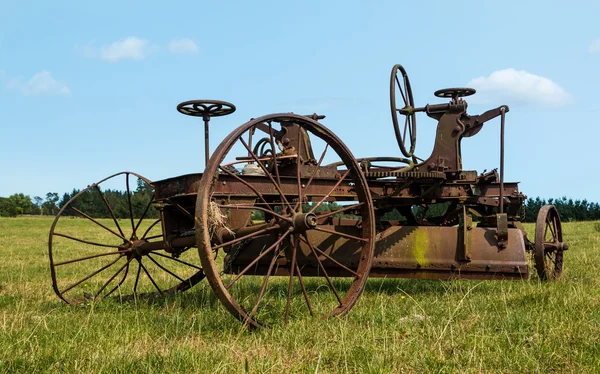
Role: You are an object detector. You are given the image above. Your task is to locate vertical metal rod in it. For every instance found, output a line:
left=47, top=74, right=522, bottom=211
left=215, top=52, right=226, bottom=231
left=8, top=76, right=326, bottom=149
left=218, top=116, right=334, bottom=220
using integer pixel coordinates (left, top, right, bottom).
left=203, top=116, right=210, bottom=167
left=499, top=108, right=505, bottom=214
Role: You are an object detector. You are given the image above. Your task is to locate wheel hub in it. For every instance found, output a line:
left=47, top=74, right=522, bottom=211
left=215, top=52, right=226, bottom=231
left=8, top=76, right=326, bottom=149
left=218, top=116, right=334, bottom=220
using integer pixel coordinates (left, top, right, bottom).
left=120, top=239, right=149, bottom=258
left=292, top=213, right=318, bottom=232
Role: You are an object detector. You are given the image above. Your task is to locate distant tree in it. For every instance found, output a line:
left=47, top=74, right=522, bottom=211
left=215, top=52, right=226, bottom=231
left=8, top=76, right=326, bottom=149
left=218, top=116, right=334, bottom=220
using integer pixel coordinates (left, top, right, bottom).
left=42, top=192, right=60, bottom=216
left=33, top=196, right=43, bottom=215
left=0, top=197, right=19, bottom=217
left=8, top=193, right=38, bottom=215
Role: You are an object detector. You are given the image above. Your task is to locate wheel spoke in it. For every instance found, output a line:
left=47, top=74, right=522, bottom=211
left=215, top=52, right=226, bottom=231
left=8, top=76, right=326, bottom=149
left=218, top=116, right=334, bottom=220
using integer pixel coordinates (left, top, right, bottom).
left=214, top=225, right=280, bottom=251
left=302, top=234, right=342, bottom=306
left=403, top=116, right=409, bottom=142
left=317, top=202, right=365, bottom=220
left=303, top=144, right=329, bottom=194
left=217, top=204, right=292, bottom=223
left=249, top=241, right=282, bottom=317
left=546, top=252, right=557, bottom=266
left=239, top=136, right=293, bottom=213
left=71, top=207, right=129, bottom=242
left=296, top=133, right=303, bottom=214
left=221, top=155, right=297, bottom=167
left=546, top=217, right=556, bottom=240
left=126, top=173, right=136, bottom=237
left=54, top=248, right=132, bottom=266
left=133, top=196, right=155, bottom=238
left=295, top=261, right=314, bottom=316
left=268, top=122, right=285, bottom=213
left=151, top=251, right=203, bottom=270
left=138, top=259, right=163, bottom=295
left=285, top=235, right=299, bottom=323
left=144, top=234, right=163, bottom=241
left=226, top=230, right=291, bottom=289
left=312, top=226, right=367, bottom=243
left=94, top=185, right=125, bottom=239
left=52, top=232, right=123, bottom=249
left=299, top=235, right=359, bottom=277
left=396, top=75, right=407, bottom=105
left=218, top=166, right=273, bottom=209
left=169, top=200, right=194, bottom=220
left=104, top=260, right=131, bottom=297
left=403, top=75, right=409, bottom=105
left=95, top=259, right=131, bottom=298
left=60, top=255, right=124, bottom=295
left=133, top=261, right=142, bottom=294
left=308, top=169, right=351, bottom=214
left=146, top=254, right=185, bottom=282
left=141, top=219, right=161, bottom=240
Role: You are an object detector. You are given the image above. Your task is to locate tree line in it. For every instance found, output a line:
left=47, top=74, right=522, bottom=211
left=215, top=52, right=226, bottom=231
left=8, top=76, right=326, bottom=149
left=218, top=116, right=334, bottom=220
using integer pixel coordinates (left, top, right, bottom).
left=1, top=190, right=599, bottom=223
left=0, top=179, right=158, bottom=219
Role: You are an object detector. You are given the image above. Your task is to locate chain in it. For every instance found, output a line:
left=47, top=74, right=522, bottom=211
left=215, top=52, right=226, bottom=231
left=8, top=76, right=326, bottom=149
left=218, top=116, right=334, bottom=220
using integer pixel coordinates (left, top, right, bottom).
left=221, top=239, right=250, bottom=275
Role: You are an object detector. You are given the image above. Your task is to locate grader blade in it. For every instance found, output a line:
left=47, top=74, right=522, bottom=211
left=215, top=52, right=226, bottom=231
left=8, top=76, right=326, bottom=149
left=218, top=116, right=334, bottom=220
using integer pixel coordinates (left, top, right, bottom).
left=370, top=226, right=528, bottom=280
left=224, top=224, right=528, bottom=280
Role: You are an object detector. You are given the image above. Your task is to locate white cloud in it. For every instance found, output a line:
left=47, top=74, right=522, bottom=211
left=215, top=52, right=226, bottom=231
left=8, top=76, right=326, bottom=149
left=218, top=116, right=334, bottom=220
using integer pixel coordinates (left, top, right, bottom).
left=168, top=38, right=199, bottom=54
left=80, top=37, right=198, bottom=61
left=82, top=37, right=151, bottom=62
left=7, top=71, right=70, bottom=96
left=589, top=39, right=600, bottom=54
left=467, top=69, right=571, bottom=107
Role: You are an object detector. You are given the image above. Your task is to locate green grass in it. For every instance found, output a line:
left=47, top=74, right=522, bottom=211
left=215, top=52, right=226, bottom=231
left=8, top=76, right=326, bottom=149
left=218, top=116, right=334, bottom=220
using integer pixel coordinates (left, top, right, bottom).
left=0, top=217, right=599, bottom=373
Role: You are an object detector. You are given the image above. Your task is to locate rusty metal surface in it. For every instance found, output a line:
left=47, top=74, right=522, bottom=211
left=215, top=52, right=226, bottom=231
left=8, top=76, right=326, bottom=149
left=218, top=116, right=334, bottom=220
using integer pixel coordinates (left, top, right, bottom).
left=49, top=63, right=570, bottom=327
left=48, top=172, right=205, bottom=305
left=225, top=224, right=528, bottom=280
left=534, top=205, right=566, bottom=280
left=195, top=113, right=376, bottom=328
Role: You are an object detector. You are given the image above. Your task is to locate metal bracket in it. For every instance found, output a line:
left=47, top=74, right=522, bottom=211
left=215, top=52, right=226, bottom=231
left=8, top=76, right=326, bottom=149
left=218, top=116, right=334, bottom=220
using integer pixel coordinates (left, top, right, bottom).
left=458, top=206, right=472, bottom=261
left=496, top=213, right=508, bottom=249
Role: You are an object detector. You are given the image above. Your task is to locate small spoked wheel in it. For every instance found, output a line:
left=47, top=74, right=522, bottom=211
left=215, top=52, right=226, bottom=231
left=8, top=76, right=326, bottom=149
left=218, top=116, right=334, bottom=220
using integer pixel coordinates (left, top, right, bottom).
left=195, top=114, right=376, bottom=328
left=49, top=172, right=205, bottom=305
left=534, top=205, right=567, bottom=280
left=434, top=87, right=476, bottom=100
left=390, top=64, right=417, bottom=158
left=177, top=100, right=236, bottom=118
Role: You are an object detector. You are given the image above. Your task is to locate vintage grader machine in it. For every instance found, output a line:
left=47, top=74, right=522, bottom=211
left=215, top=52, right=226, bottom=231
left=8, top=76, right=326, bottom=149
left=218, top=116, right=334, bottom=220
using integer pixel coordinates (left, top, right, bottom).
left=48, top=64, right=568, bottom=328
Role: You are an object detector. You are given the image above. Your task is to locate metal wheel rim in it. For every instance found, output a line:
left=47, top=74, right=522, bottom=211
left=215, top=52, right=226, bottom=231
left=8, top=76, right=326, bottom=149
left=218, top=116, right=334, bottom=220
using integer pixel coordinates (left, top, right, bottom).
left=48, top=171, right=205, bottom=304
left=195, top=113, right=376, bottom=328
left=390, top=64, right=417, bottom=158
left=534, top=205, right=563, bottom=280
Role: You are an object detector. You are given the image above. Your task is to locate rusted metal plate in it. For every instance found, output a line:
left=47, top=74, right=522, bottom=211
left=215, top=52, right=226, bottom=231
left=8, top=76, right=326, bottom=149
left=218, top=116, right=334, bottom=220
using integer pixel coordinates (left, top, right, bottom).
left=371, top=226, right=527, bottom=279
left=225, top=224, right=528, bottom=280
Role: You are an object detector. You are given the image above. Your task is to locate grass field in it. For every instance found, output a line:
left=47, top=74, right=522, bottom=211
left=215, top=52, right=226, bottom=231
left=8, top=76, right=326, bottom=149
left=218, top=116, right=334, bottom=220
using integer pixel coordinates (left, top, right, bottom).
left=0, top=216, right=599, bottom=373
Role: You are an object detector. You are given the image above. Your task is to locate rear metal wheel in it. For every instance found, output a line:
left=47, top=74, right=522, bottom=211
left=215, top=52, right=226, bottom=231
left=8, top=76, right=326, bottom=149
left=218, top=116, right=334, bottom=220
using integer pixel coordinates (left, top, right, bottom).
left=49, top=172, right=205, bottom=304
left=534, top=205, right=566, bottom=280
left=195, top=114, right=376, bottom=328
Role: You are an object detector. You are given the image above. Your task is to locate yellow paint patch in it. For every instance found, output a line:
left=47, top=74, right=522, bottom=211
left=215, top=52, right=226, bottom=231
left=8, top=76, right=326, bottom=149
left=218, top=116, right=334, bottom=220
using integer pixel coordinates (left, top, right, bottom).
left=412, top=228, right=429, bottom=266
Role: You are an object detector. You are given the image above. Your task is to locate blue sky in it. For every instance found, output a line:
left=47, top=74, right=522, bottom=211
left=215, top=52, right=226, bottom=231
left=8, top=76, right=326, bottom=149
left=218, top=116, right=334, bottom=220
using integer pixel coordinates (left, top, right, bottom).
left=1, top=0, right=599, bottom=202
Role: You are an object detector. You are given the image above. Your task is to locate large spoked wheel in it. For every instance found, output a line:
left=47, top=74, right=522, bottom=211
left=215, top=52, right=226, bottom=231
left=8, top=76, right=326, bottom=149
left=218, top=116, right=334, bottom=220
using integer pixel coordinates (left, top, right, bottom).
left=196, top=114, right=376, bottom=328
left=49, top=172, right=205, bottom=305
left=534, top=205, right=567, bottom=280
left=390, top=64, right=417, bottom=158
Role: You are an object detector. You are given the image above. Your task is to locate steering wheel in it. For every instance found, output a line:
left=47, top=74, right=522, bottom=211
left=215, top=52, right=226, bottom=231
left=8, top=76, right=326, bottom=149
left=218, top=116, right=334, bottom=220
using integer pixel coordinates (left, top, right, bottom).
left=177, top=100, right=236, bottom=119
left=390, top=64, right=417, bottom=158
left=434, top=88, right=476, bottom=100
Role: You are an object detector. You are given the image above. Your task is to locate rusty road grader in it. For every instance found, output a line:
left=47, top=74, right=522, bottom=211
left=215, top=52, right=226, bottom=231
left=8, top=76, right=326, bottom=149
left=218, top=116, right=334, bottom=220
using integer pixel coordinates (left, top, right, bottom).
left=48, top=64, right=568, bottom=328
